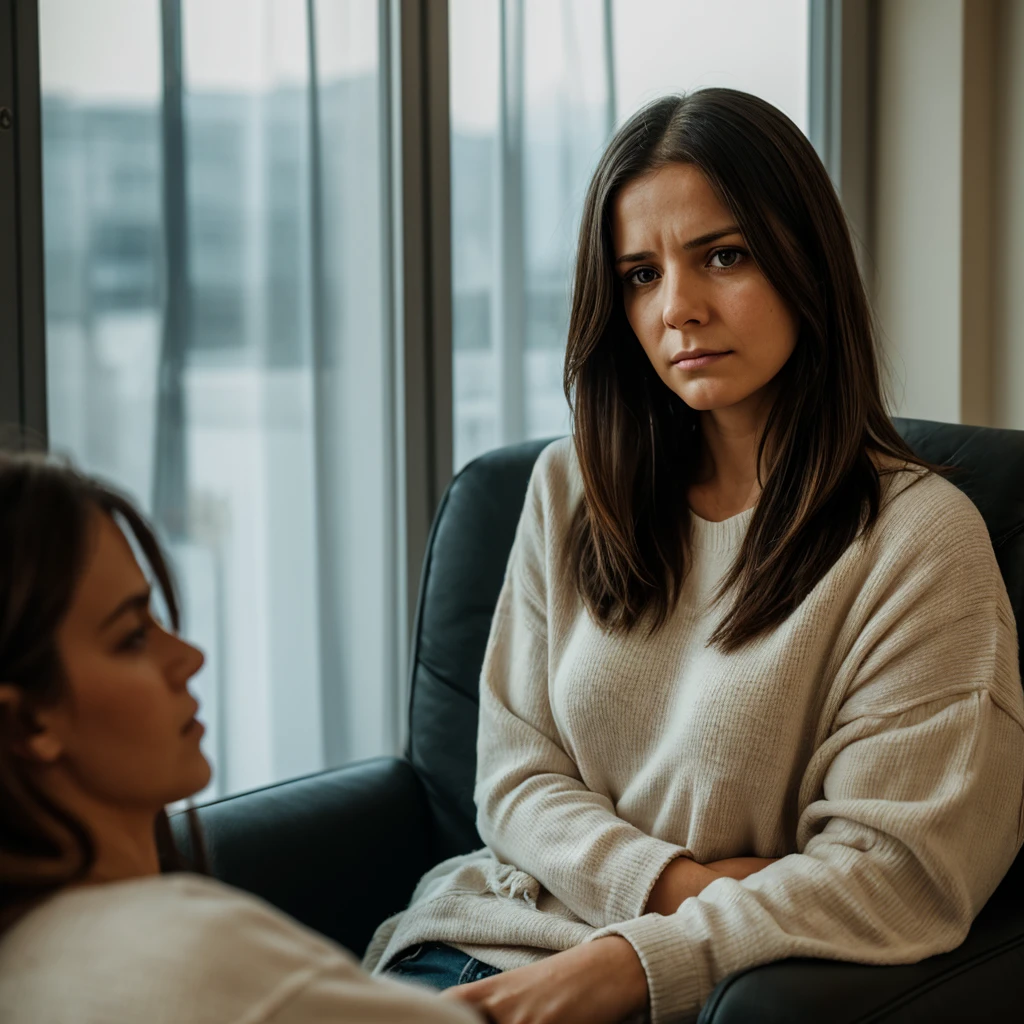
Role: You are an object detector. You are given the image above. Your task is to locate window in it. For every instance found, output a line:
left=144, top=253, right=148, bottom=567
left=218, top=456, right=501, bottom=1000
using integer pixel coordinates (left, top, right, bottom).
left=39, top=0, right=396, bottom=800
left=11, top=0, right=816, bottom=802
left=449, top=0, right=809, bottom=471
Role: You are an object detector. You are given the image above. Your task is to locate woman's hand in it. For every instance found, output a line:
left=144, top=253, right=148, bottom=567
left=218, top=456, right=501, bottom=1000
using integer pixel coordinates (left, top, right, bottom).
left=440, top=936, right=647, bottom=1024
left=645, top=855, right=781, bottom=916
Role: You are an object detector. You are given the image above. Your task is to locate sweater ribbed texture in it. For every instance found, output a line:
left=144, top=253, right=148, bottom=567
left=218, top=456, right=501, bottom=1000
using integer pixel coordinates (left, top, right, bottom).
left=365, top=437, right=1024, bottom=1023
left=0, top=875, right=480, bottom=1024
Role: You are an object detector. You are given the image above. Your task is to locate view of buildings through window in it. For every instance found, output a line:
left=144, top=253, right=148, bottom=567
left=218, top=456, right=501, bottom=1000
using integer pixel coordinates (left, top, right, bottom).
left=40, top=0, right=394, bottom=801
left=39, top=0, right=809, bottom=800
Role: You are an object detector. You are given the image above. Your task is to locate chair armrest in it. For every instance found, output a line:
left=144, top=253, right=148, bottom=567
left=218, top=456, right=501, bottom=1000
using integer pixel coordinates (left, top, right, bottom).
left=698, top=863, right=1024, bottom=1023
left=170, top=755, right=432, bottom=957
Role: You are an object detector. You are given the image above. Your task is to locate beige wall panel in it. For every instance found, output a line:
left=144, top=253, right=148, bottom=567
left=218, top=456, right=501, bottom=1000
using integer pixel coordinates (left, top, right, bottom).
left=993, top=0, right=1024, bottom=430
left=873, top=0, right=964, bottom=422
left=960, top=0, right=994, bottom=426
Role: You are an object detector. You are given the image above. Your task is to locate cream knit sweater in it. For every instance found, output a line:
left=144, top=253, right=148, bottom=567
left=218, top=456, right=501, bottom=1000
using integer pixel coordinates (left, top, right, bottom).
left=366, top=438, right=1024, bottom=1023
left=0, top=875, right=480, bottom=1024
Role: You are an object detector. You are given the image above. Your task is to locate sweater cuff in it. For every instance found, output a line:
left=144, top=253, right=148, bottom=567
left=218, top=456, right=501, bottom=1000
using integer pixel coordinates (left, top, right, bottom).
left=602, top=840, right=689, bottom=924
left=589, top=912, right=703, bottom=1024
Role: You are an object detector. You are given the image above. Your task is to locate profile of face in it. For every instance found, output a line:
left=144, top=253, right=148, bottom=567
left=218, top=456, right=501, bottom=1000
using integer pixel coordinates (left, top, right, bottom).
left=23, top=510, right=210, bottom=817
left=612, top=162, right=799, bottom=419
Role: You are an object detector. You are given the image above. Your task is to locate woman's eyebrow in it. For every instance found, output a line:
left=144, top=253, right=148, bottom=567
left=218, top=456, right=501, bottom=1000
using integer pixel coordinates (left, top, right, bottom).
left=615, top=226, right=743, bottom=265
left=98, top=588, right=152, bottom=630
left=682, top=226, right=742, bottom=250
left=615, top=250, right=655, bottom=266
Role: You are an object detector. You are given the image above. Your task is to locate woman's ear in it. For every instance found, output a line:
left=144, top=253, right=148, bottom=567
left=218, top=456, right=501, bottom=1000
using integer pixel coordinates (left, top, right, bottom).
left=0, top=684, right=64, bottom=763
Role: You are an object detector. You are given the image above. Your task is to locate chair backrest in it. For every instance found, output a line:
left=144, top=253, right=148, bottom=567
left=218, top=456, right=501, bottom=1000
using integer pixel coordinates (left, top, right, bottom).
left=406, top=419, right=1024, bottom=860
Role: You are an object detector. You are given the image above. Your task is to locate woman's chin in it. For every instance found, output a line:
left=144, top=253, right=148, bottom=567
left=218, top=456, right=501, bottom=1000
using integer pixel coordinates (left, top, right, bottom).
left=677, top=379, right=777, bottom=415
left=174, top=752, right=213, bottom=803
left=678, top=388, right=741, bottom=412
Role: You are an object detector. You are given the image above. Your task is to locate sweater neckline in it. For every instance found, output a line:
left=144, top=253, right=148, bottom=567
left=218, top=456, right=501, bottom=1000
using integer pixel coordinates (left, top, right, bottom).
left=688, top=504, right=755, bottom=552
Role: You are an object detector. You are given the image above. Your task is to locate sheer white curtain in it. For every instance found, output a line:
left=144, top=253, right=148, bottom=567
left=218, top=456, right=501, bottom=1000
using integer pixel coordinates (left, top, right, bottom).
left=36, top=0, right=811, bottom=799
left=39, top=0, right=396, bottom=801
left=449, top=0, right=810, bottom=472
left=450, top=0, right=613, bottom=472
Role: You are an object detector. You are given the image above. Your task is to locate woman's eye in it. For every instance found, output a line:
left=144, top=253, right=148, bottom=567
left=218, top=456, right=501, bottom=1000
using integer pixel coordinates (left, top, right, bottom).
left=708, top=248, right=745, bottom=269
left=625, top=266, right=658, bottom=286
left=119, top=624, right=150, bottom=651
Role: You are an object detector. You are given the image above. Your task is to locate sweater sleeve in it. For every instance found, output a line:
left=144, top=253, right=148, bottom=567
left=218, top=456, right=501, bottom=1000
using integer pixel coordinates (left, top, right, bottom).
left=179, top=878, right=483, bottom=1024
left=590, top=491, right=1024, bottom=1024
left=474, top=449, right=687, bottom=929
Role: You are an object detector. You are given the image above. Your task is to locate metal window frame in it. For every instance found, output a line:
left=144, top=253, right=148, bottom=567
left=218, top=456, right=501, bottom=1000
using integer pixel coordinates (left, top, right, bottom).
left=0, top=0, right=47, bottom=441
left=387, top=0, right=453, bottom=708
left=494, top=0, right=526, bottom=447
left=809, top=0, right=875, bottom=272
left=152, top=0, right=190, bottom=538
left=602, top=0, right=616, bottom=130
left=492, top=0, right=617, bottom=457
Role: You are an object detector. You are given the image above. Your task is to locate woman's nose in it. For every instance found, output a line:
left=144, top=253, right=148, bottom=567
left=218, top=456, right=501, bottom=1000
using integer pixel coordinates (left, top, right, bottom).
left=662, top=270, right=709, bottom=331
left=167, top=634, right=206, bottom=688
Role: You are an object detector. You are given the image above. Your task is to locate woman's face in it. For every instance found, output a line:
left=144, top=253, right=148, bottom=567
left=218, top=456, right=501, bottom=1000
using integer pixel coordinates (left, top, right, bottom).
left=28, top=510, right=210, bottom=813
left=612, top=162, right=799, bottom=419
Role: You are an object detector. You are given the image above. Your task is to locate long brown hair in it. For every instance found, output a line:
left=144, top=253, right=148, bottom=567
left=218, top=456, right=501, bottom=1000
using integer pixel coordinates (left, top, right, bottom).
left=0, top=451, right=205, bottom=924
left=565, top=89, right=949, bottom=649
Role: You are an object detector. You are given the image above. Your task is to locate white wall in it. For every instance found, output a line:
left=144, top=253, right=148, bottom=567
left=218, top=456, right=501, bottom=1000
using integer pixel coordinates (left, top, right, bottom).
left=871, top=0, right=1023, bottom=429
left=992, top=0, right=1024, bottom=429
left=873, top=0, right=970, bottom=423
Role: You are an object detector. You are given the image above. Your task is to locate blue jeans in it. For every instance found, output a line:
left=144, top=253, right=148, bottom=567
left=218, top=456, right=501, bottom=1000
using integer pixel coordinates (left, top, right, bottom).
left=386, top=942, right=503, bottom=991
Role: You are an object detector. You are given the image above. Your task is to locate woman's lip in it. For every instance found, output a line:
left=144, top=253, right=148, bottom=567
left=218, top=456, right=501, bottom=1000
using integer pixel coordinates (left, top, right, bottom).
left=181, top=717, right=205, bottom=738
left=672, top=351, right=731, bottom=369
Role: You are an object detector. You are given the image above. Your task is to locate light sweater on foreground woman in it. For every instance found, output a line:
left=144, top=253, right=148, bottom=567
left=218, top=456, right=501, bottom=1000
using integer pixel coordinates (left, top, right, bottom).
left=0, top=874, right=480, bottom=1024
left=365, top=437, right=1024, bottom=1024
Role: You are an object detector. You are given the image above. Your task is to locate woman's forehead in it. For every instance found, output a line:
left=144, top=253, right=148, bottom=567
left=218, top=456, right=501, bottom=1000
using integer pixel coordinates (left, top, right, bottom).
left=61, top=513, right=147, bottom=637
left=612, top=164, right=731, bottom=250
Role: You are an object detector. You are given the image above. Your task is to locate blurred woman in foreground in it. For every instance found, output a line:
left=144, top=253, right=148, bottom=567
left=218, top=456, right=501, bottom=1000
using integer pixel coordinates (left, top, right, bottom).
left=0, top=452, right=479, bottom=1024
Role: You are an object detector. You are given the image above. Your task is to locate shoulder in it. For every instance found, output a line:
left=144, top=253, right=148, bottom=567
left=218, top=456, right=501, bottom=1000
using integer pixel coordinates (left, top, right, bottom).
left=524, top=436, right=583, bottom=524
left=26, top=873, right=343, bottom=960
left=530, top=435, right=579, bottom=493
left=0, top=875, right=358, bottom=1022
left=857, top=462, right=1016, bottom=655
left=857, top=464, right=1008, bottom=620
left=830, top=464, right=1021, bottom=721
left=501, top=438, right=582, bottom=592
left=872, top=463, right=993, bottom=561
left=837, top=462, right=1012, bottom=663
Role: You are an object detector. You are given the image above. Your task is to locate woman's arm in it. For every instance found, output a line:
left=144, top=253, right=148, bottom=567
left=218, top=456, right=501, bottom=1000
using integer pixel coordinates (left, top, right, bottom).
left=582, top=504, right=1024, bottom=1023
left=645, top=856, right=780, bottom=915
left=458, top=692, right=1024, bottom=1024
left=462, top=497, right=1024, bottom=1024
left=594, top=690, right=1024, bottom=1022
left=443, top=935, right=648, bottom=1024
left=443, top=861, right=780, bottom=1024
left=474, top=452, right=689, bottom=929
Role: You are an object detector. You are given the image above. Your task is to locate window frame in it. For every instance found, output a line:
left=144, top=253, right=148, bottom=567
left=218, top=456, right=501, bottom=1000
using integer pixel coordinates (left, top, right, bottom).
left=809, top=0, right=874, bottom=272
left=0, top=0, right=47, bottom=439
left=388, top=0, right=454, bottom=708
left=4, top=0, right=862, bottom=755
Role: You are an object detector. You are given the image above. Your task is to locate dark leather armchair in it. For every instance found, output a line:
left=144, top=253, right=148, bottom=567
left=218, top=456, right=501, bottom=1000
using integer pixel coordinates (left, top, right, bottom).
left=173, top=417, right=1024, bottom=1022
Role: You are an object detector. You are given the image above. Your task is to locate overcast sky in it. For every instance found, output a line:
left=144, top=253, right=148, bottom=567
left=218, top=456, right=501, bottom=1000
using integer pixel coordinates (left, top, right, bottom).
left=40, top=0, right=807, bottom=131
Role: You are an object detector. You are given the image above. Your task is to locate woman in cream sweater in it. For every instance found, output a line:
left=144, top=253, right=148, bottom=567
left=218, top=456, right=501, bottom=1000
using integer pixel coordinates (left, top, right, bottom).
left=365, top=90, right=1024, bottom=1023
left=0, top=454, right=479, bottom=1024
